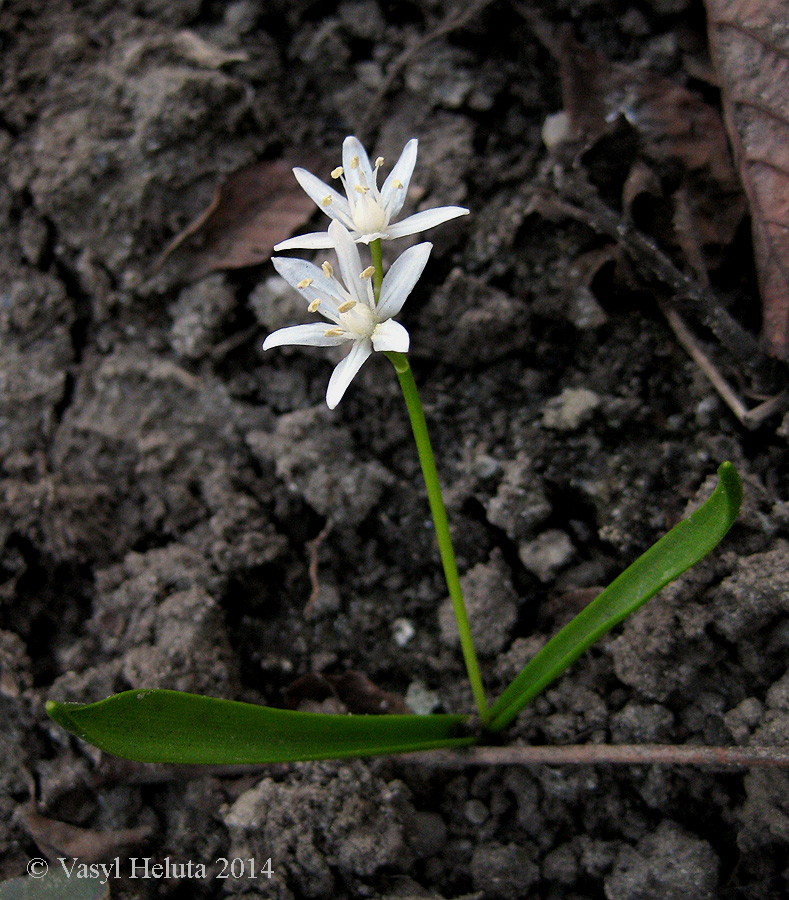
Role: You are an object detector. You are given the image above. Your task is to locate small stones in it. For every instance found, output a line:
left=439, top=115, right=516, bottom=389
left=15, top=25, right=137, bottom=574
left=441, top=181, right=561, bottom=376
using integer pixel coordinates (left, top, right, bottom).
left=463, top=798, right=489, bottom=826
left=438, top=549, right=518, bottom=656
left=611, top=701, right=675, bottom=744
left=471, top=842, right=540, bottom=900
left=405, top=679, right=440, bottom=715
left=724, top=697, right=764, bottom=744
left=604, top=821, right=719, bottom=900
left=168, top=274, right=235, bottom=361
left=415, top=268, right=529, bottom=367
left=518, top=529, right=575, bottom=583
left=405, top=810, right=446, bottom=859
left=542, top=387, right=601, bottom=431
left=542, top=111, right=573, bottom=151
left=484, top=452, right=552, bottom=544
left=392, top=617, right=415, bottom=647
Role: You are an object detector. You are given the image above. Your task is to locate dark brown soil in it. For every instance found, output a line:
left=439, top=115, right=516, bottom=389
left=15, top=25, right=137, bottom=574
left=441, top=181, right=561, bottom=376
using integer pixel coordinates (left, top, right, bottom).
left=2, top=1, right=789, bottom=898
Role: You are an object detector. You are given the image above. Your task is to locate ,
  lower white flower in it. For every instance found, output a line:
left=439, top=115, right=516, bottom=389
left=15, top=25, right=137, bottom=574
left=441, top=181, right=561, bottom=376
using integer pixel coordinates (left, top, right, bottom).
left=274, top=135, right=469, bottom=250
left=264, top=220, right=432, bottom=409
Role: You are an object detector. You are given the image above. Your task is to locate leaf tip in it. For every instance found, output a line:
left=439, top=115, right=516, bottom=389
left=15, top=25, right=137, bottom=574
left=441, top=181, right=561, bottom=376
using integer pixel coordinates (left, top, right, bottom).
left=716, top=461, right=743, bottom=523
left=46, top=699, right=79, bottom=733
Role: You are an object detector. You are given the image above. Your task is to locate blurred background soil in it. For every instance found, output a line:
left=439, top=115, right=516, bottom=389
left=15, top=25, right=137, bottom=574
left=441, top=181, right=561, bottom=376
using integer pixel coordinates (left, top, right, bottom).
left=2, top=1, right=789, bottom=897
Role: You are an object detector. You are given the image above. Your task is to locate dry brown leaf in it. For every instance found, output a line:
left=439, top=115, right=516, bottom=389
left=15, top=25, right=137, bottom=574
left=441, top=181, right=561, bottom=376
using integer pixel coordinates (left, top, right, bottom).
left=705, top=0, right=789, bottom=357
left=157, top=158, right=319, bottom=280
left=18, top=803, right=153, bottom=862
left=557, top=27, right=745, bottom=253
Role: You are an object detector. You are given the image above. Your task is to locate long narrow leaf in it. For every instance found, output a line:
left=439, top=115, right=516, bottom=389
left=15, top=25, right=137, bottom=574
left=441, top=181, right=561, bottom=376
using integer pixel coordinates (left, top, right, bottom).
left=488, top=462, right=742, bottom=731
left=47, top=690, right=474, bottom=763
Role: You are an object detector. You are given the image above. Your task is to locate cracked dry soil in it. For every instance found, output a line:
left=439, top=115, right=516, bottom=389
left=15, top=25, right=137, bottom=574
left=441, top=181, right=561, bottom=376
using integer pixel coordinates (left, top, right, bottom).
left=2, top=1, right=789, bottom=898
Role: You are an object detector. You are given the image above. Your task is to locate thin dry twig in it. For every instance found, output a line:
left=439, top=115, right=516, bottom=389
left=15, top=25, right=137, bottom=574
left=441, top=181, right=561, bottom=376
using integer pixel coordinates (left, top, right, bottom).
left=529, top=170, right=789, bottom=425
left=546, top=178, right=789, bottom=425
left=662, top=301, right=789, bottom=428
left=403, top=743, right=789, bottom=768
left=511, top=7, right=783, bottom=410
left=741, top=391, right=789, bottom=427
left=94, top=742, right=789, bottom=785
left=651, top=191, right=768, bottom=423
left=544, top=175, right=768, bottom=373
left=534, top=176, right=789, bottom=422
left=661, top=301, right=751, bottom=424
left=304, top=523, right=332, bottom=618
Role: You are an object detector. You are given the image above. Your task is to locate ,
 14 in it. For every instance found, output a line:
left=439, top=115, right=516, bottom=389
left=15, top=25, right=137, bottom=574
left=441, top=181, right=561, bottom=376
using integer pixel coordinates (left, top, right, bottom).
left=216, top=858, right=273, bottom=879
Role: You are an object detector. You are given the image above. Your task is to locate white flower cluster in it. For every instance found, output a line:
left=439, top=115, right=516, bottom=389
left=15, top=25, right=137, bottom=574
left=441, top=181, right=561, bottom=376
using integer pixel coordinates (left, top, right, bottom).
left=263, top=136, right=469, bottom=408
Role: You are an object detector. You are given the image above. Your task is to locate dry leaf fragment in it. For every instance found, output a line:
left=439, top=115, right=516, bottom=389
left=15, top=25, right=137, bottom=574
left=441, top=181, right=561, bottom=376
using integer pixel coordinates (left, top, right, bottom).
left=121, top=30, right=249, bottom=72
left=705, top=0, right=789, bottom=357
left=557, top=28, right=745, bottom=254
left=17, top=803, right=154, bottom=862
left=157, top=159, right=319, bottom=281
